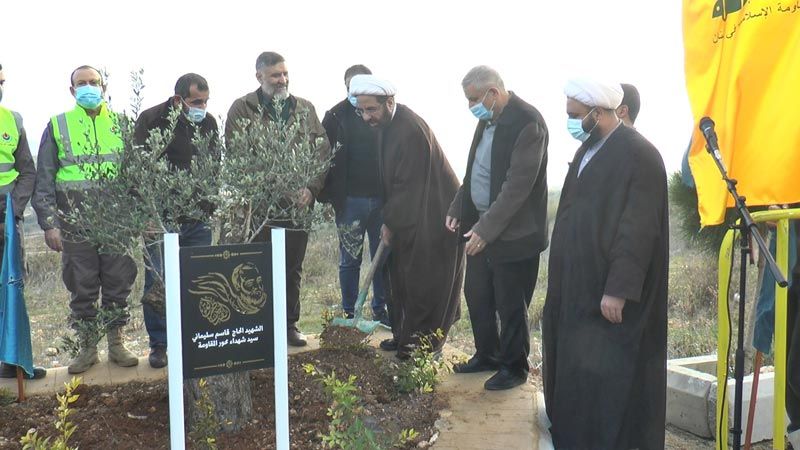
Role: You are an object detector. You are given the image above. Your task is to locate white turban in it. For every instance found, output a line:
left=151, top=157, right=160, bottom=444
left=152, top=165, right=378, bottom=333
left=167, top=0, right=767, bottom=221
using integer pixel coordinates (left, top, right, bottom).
left=348, top=74, right=397, bottom=97
left=564, top=78, right=623, bottom=109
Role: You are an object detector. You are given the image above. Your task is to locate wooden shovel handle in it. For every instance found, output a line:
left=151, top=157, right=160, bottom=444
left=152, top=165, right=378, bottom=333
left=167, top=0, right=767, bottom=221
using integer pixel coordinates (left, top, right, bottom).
left=360, top=241, right=387, bottom=292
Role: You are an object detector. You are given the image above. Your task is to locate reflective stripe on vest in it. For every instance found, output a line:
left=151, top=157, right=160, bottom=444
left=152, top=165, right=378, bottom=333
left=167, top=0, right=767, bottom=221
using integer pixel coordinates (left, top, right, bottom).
left=51, top=103, right=123, bottom=187
left=0, top=106, right=20, bottom=188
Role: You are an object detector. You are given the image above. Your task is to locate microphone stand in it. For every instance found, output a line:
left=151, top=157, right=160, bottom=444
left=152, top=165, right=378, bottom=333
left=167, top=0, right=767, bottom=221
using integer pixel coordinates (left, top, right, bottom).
left=705, top=141, right=788, bottom=450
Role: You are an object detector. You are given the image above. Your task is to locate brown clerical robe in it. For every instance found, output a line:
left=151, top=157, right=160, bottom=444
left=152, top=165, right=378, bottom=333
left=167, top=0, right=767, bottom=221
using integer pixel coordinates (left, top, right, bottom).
left=380, top=104, right=465, bottom=355
left=542, top=124, right=668, bottom=450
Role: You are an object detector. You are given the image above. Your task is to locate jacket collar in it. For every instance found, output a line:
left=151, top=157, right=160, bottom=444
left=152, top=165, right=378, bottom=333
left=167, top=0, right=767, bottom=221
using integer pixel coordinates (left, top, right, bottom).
left=492, top=91, right=521, bottom=126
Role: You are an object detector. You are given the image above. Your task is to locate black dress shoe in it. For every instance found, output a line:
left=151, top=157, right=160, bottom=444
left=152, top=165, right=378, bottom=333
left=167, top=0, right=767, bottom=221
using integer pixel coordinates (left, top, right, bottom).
left=148, top=346, right=167, bottom=369
left=453, top=355, right=500, bottom=374
left=484, top=368, right=527, bottom=391
left=287, top=327, right=308, bottom=347
left=0, top=363, right=47, bottom=380
left=379, top=338, right=398, bottom=351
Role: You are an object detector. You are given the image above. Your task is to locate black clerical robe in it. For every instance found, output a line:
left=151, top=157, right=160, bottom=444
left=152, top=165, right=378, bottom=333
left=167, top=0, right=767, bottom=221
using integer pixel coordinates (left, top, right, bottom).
left=542, top=124, right=668, bottom=450
left=381, top=104, right=465, bottom=356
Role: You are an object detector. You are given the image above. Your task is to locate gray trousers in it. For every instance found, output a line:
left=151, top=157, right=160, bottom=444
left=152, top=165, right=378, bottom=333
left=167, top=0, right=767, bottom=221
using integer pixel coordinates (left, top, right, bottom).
left=61, top=239, right=137, bottom=328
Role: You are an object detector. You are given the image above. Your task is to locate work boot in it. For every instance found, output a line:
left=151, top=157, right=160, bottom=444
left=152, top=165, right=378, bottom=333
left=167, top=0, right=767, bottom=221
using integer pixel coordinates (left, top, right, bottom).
left=148, top=346, right=167, bottom=369
left=287, top=327, right=308, bottom=347
left=0, top=363, right=47, bottom=379
left=107, top=327, right=139, bottom=367
left=68, top=335, right=99, bottom=374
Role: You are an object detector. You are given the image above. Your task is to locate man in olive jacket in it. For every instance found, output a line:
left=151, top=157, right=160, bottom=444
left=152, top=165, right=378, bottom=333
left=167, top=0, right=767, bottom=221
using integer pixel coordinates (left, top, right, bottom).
left=225, top=51, right=330, bottom=347
left=446, top=66, right=548, bottom=391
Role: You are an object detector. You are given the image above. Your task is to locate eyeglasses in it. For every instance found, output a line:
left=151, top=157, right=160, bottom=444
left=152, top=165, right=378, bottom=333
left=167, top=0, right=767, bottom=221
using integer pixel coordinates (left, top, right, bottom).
left=355, top=105, right=383, bottom=117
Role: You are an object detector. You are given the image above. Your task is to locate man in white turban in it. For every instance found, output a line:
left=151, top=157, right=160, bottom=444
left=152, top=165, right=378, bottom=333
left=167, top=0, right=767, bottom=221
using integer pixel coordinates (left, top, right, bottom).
left=349, top=74, right=465, bottom=360
left=542, top=77, right=669, bottom=449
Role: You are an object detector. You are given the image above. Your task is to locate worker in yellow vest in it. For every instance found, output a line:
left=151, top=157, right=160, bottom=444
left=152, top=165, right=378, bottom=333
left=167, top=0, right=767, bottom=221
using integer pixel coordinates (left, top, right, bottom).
left=0, top=62, right=43, bottom=380
left=31, top=65, right=138, bottom=374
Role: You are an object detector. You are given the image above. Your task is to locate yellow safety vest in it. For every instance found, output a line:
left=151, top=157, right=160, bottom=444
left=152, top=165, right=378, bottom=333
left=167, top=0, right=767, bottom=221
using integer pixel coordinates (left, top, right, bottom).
left=50, top=103, right=123, bottom=190
left=0, top=106, right=20, bottom=193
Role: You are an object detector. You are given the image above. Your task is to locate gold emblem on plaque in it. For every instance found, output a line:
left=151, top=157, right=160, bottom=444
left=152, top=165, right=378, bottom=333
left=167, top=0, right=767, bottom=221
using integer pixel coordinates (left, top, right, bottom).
left=189, top=262, right=268, bottom=325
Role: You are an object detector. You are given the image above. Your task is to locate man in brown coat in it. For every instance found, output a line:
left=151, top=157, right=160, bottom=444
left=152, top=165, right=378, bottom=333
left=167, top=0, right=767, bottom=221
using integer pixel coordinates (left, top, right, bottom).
left=225, top=51, right=330, bottom=347
left=446, top=66, right=549, bottom=390
left=349, top=74, right=464, bottom=359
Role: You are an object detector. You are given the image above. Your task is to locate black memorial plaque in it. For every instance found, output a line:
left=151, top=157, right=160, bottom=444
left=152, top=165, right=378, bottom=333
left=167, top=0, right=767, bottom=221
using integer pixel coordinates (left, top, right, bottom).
left=179, top=243, right=274, bottom=379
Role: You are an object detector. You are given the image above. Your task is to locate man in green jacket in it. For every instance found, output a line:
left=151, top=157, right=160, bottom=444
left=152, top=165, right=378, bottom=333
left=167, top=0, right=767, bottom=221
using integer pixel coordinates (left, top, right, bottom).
left=225, top=52, right=330, bottom=347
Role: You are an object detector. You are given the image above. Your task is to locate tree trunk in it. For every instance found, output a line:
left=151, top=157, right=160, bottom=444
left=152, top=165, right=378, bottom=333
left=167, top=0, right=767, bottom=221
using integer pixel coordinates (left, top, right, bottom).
left=184, top=371, right=252, bottom=432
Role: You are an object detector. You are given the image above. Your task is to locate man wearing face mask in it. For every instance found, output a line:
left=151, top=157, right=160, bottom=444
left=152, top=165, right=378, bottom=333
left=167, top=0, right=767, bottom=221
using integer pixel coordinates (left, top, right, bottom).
left=226, top=51, right=330, bottom=347
left=542, top=78, right=668, bottom=449
left=318, top=65, right=389, bottom=326
left=32, top=65, right=139, bottom=374
left=0, top=63, right=45, bottom=380
left=133, top=73, right=220, bottom=368
left=445, top=66, right=549, bottom=390
left=349, top=74, right=464, bottom=360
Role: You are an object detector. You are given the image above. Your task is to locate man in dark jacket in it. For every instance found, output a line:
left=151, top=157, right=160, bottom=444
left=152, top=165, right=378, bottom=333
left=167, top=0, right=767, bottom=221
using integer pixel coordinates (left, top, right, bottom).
left=446, top=66, right=549, bottom=391
left=133, top=73, right=219, bottom=368
left=319, top=65, right=388, bottom=325
left=617, top=83, right=641, bottom=127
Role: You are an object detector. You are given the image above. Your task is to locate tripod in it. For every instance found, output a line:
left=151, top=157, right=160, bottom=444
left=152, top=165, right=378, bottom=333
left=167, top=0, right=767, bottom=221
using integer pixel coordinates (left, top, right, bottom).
left=700, top=117, right=788, bottom=450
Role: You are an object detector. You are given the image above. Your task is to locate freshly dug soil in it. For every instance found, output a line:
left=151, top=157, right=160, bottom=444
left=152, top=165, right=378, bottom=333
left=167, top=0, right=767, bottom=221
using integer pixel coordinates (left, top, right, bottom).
left=0, top=326, right=446, bottom=449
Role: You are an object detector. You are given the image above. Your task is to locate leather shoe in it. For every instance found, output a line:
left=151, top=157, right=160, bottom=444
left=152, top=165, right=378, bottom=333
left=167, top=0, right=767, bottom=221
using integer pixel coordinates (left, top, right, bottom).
left=379, top=338, right=398, bottom=351
left=484, top=368, right=527, bottom=391
left=453, top=355, right=500, bottom=374
left=288, top=327, right=308, bottom=347
left=149, top=346, right=167, bottom=369
left=0, top=363, right=46, bottom=380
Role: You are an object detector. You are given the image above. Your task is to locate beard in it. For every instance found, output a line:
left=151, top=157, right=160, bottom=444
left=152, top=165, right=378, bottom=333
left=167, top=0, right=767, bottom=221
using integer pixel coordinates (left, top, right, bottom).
left=370, top=103, right=393, bottom=128
left=263, top=83, right=289, bottom=100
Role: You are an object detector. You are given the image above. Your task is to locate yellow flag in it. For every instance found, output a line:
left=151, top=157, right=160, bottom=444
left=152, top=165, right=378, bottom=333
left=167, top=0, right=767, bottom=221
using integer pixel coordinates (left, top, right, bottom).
left=684, top=0, right=800, bottom=226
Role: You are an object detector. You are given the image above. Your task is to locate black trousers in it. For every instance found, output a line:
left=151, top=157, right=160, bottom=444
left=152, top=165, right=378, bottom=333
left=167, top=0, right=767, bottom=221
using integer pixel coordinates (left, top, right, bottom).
left=252, top=225, right=308, bottom=328
left=787, top=273, right=800, bottom=432
left=464, top=254, right=539, bottom=375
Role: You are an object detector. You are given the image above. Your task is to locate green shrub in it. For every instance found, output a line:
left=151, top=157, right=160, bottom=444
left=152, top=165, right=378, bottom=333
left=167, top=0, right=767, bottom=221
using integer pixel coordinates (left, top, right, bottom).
left=303, top=364, right=417, bottom=449
left=20, top=377, right=82, bottom=450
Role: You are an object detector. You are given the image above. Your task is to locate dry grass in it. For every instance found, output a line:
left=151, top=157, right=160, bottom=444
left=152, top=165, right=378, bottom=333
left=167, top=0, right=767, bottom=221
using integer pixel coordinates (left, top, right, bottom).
left=20, top=199, right=725, bottom=369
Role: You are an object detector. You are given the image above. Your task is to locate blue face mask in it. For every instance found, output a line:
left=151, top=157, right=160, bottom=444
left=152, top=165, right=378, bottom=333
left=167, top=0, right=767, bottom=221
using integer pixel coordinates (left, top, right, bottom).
left=348, top=95, right=358, bottom=108
left=186, top=106, right=207, bottom=123
left=75, top=85, right=104, bottom=109
left=567, top=108, right=597, bottom=142
left=470, top=89, right=496, bottom=121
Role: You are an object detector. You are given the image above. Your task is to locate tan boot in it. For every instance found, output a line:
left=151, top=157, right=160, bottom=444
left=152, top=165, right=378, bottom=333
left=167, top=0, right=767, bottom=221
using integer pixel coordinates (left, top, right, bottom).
left=107, top=327, right=139, bottom=367
left=68, top=336, right=99, bottom=374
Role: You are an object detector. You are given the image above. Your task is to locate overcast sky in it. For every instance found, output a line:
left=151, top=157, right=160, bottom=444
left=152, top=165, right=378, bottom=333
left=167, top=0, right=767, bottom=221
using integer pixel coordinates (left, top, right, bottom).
left=3, top=0, right=693, bottom=186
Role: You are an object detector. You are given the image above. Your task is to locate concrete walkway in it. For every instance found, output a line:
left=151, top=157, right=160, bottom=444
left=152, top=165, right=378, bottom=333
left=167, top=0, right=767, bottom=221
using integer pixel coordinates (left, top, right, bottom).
left=1, top=330, right=553, bottom=449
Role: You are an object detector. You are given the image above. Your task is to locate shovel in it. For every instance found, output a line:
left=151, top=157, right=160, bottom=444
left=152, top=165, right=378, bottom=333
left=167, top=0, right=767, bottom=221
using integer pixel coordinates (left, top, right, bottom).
left=331, top=240, right=387, bottom=333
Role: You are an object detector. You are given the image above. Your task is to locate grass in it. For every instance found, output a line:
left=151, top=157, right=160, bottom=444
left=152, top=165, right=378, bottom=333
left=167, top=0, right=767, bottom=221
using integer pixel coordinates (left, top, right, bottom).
left=18, top=193, right=753, bottom=370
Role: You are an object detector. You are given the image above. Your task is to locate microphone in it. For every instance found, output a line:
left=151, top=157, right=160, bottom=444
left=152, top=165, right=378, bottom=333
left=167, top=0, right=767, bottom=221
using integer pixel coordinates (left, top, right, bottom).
left=699, top=117, right=720, bottom=154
